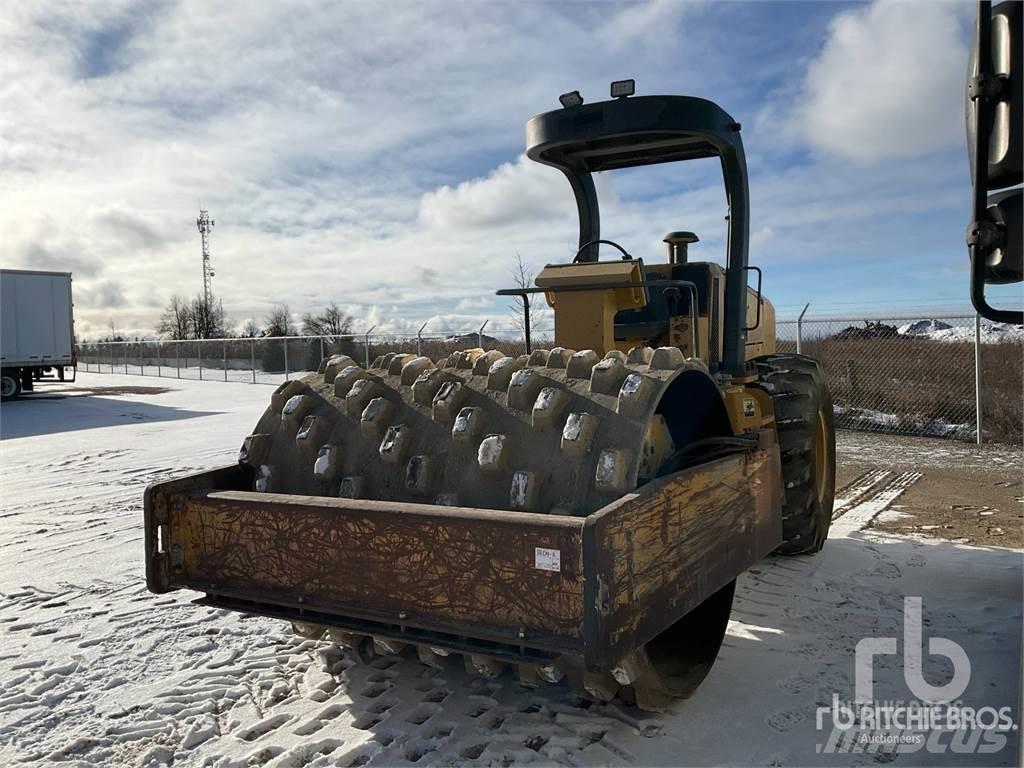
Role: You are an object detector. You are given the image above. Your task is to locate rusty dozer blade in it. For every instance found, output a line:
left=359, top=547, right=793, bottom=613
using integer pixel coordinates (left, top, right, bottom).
left=144, top=436, right=781, bottom=709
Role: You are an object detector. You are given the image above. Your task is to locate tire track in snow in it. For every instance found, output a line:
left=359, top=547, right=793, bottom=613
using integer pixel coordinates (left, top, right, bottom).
left=830, top=472, right=923, bottom=538
left=830, top=468, right=891, bottom=520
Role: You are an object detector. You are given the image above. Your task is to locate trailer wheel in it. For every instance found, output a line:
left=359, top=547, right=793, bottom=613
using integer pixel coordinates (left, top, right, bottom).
left=751, top=354, right=835, bottom=555
left=1, top=370, right=21, bottom=401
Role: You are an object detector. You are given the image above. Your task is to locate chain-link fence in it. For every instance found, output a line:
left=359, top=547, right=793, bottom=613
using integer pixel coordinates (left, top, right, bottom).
left=75, top=314, right=1022, bottom=444
left=75, top=332, right=543, bottom=387
left=778, top=315, right=1022, bottom=445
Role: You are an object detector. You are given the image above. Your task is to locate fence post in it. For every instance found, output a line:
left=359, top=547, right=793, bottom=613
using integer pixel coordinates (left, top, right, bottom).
left=974, top=313, right=983, bottom=445
left=320, top=336, right=325, bottom=365
left=124, top=344, right=128, bottom=375
left=364, top=325, right=377, bottom=368
left=478, top=320, right=488, bottom=349
left=417, top=321, right=428, bottom=356
left=284, top=339, right=289, bottom=381
left=223, top=339, right=228, bottom=382
left=199, top=341, right=203, bottom=380
left=157, top=341, right=161, bottom=378
left=140, top=341, right=144, bottom=376
left=176, top=343, right=181, bottom=379
left=524, top=296, right=532, bottom=354
left=251, top=338, right=256, bottom=384
left=797, top=303, right=810, bottom=354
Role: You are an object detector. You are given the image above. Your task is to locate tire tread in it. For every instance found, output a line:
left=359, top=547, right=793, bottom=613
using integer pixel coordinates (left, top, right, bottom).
left=751, top=354, right=836, bottom=555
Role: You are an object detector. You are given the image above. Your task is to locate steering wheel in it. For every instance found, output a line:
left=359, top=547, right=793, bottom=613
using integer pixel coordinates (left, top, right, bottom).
left=573, top=239, right=633, bottom=263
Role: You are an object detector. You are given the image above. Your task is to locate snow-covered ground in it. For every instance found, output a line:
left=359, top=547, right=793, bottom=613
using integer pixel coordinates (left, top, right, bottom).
left=897, top=319, right=1024, bottom=344
left=75, top=361, right=315, bottom=387
left=0, top=374, right=1020, bottom=767
left=832, top=405, right=974, bottom=440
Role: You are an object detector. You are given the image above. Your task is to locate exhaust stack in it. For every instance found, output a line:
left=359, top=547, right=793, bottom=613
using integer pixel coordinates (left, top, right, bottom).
left=664, top=231, right=699, bottom=264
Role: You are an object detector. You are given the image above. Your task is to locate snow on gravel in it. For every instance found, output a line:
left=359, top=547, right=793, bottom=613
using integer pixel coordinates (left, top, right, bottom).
left=0, top=374, right=1020, bottom=767
left=836, top=430, right=1022, bottom=472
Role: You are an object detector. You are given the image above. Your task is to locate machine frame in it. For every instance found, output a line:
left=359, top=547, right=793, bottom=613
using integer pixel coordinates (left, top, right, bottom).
left=524, top=95, right=752, bottom=374
left=145, top=435, right=781, bottom=672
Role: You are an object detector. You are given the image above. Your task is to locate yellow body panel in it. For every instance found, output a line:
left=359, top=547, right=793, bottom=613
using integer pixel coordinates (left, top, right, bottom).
left=542, top=258, right=775, bottom=368
left=538, top=257, right=781, bottom=437
left=536, top=261, right=647, bottom=352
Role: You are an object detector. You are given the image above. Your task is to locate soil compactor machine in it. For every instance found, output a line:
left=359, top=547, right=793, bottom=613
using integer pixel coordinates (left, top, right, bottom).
left=145, top=85, right=835, bottom=710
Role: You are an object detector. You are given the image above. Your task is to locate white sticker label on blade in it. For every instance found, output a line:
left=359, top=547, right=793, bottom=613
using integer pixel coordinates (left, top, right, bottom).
left=534, top=547, right=561, bottom=572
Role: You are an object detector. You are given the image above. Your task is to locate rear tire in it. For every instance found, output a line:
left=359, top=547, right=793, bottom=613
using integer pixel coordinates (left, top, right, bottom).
left=1, top=370, right=20, bottom=401
left=751, top=354, right=835, bottom=555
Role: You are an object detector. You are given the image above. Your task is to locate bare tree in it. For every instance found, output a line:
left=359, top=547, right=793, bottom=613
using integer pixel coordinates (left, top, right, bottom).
left=507, top=252, right=547, bottom=340
left=263, top=304, right=295, bottom=337
left=301, top=303, right=354, bottom=337
left=190, top=295, right=226, bottom=339
left=259, top=304, right=295, bottom=372
left=157, top=295, right=192, bottom=340
left=240, top=318, right=261, bottom=338
left=106, top=317, right=125, bottom=342
left=302, top=303, right=357, bottom=359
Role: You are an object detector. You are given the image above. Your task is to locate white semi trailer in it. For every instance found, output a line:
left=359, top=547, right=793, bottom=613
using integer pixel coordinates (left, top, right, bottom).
left=1, top=269, right=76, bottom=400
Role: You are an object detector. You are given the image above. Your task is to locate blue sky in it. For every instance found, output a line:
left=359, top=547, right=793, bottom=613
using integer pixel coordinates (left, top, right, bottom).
left=3, top=0, right=1019, bottom=338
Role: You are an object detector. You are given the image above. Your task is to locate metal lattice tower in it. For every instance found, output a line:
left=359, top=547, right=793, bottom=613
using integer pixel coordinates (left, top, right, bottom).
left=196, top=209, right=215, bottom=306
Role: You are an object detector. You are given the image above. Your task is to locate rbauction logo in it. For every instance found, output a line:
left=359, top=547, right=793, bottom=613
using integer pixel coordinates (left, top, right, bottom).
left=817, top=597, right=1018, bottom=756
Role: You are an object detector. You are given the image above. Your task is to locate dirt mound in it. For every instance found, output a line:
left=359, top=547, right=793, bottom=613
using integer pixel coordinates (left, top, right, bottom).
left=833, top=321, right=898, bottom=340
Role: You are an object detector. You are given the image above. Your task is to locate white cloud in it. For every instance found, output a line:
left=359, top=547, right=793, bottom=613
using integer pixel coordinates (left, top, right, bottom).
left=795, top=0, right=969, bottom=161
left=0, top=1, right=981, bottom=338
left=79, top=280, right=128, bottom=309
left=418, top=156, right=571, bottom=231
left=597, top=0, right=696, bottom=50
left=6, top=1, right=682, bottom=338
left=454, top=296, right=492, bottom=311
